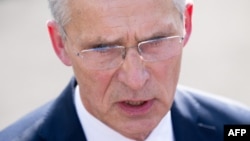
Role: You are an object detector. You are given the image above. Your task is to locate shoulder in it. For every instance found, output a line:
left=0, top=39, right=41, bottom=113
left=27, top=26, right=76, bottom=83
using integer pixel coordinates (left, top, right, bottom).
left=0, top=78, right=83, bottom=141
left=0, top=101, right=54, bottom=141
left=174, top=85, right=250, bottom=124
left=171, top=86, right=250, bottom=141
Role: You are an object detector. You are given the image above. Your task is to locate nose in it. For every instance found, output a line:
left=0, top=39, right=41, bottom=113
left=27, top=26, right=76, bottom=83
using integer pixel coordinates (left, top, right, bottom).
left=117, top=48, right=149, bottom=90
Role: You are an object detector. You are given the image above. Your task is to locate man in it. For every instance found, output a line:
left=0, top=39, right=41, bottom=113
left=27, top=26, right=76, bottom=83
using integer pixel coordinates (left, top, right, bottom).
left=1, top=0, right=250, bottom=140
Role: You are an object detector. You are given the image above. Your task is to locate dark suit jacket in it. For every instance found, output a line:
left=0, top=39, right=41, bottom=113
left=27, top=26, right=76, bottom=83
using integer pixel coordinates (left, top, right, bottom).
left=1, top=78, right=250, bottom=141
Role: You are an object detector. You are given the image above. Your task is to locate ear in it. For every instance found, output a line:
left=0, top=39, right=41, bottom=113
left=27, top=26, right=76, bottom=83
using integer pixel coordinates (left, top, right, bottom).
left=47, top=20, right=72, bottom=66
left=183, top=3, right=193, bottom=46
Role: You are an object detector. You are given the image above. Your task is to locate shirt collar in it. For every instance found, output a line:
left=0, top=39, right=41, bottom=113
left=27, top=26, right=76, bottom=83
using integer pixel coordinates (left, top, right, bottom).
left=74, top=85, right=175, bottom=141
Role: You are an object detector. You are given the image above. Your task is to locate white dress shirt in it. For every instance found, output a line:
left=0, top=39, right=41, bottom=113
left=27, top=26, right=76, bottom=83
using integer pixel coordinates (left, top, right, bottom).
left=74, top=85, right=175, bottom=141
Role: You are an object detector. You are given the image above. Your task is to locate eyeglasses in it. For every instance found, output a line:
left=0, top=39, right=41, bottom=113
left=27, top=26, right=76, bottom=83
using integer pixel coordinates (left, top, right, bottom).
left=75, top=36, right=184, bottom=70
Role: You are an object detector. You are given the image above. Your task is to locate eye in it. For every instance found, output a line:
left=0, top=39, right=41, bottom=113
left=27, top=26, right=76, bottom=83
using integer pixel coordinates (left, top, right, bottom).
left=93, top=44, right=120, bottom=55
left=151, top=39, right=164, bottom=46
left=93, top=44, right=109, bottom=49
left=144, top=37, right=165, bottom=47
left=151, top=36, right=166, bottom=40
left=139, top=37, right=167, bottom=54
left=94, top=46, right=112, bottom=54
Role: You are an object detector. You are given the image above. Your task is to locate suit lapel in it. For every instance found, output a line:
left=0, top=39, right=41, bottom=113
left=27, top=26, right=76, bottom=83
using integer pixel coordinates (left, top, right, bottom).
left=171, top=88, right=218, bottom=141
left=38, top=78, right=220, bottom=141
left=39, top=78, right=87, bottom=141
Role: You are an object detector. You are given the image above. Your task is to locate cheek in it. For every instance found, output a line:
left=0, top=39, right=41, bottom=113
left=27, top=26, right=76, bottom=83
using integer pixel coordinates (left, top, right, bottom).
left=149, top=55, right=182, bottom=104
left=74, top=61, right=115, bottom=93
left=90, top=70, right=118, bottom=93
left=76, top=67, right=118, bottom=113
left=151, top=56, right=181, bottom=85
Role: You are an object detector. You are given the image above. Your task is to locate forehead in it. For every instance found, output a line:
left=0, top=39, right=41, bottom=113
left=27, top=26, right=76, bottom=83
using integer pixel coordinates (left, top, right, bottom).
left=66, top=0, right=182, bottom=44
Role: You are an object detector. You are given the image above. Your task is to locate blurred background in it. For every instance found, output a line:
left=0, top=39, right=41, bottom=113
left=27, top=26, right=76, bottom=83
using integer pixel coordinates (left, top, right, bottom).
left=0, top=0, right=249, bottom=130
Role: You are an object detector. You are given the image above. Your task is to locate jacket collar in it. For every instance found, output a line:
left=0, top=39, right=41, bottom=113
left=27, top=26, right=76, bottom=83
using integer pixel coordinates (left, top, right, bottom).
left=171, top=88, right=218, bottom=141
left=39, top=78, right=217, bottom=141
left=39, top=78, right=87, bottom=141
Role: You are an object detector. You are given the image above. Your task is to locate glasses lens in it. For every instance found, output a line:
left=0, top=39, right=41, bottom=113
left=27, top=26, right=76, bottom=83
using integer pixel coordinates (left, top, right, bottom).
left=139, top=36, right=183, bottom=61
left=80, top=46, right=124, bottom=70
left=77, top=36, right=182, bottom=70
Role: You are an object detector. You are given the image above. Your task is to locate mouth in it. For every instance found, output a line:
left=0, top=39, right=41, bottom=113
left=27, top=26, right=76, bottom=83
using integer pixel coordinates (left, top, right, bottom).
left=124, top=101, right=146, bottom=106
left=118, top=99, right=154, bottom=116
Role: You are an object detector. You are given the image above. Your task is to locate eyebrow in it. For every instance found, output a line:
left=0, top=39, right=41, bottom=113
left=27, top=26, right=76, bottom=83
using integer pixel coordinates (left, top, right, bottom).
left=78, top=35, right=124, bottom=50
left=143, top=31, right=170, bottom=41
left=78, top=21, right=180, bottom=49
left=138, top=23, right=179, bottom=42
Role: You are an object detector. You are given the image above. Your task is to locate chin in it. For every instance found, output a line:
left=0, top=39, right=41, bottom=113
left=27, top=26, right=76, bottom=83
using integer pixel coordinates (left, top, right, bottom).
left=118, top=117, right=160, bottom=140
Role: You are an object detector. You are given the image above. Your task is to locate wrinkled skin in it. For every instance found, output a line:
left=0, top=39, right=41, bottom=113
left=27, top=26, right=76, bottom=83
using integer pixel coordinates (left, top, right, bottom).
left=47, top=0, right=192, bottom=140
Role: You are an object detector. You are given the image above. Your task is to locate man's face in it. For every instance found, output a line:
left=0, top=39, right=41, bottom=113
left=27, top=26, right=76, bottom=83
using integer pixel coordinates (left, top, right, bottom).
left=63, top=0, right=184, bottom=140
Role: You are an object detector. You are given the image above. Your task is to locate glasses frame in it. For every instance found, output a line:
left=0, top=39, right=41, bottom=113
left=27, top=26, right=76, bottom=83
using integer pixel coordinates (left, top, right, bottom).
left=76, top=35, right=184, bottom=57
left=74, top=35, right=184, bottom=70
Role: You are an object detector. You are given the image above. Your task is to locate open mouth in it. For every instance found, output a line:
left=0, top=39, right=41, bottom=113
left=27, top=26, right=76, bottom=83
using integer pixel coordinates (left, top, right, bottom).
left=118, top=99, right=154, bottom=116
left=124, top=101, right=147, bottom=106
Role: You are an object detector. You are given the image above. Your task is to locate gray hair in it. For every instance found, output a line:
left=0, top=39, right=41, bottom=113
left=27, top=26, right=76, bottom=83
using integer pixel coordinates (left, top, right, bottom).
left=48, top=0, right=70, bottom=38
left=48, top=0, right=190, bottom=37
